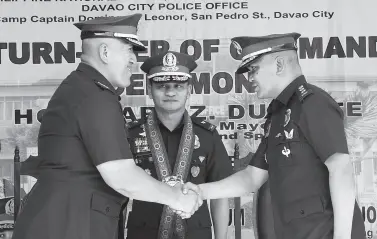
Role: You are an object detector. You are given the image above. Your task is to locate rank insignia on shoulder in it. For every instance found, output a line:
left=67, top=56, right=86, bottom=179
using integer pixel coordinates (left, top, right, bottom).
left=297, top=84, right=313, bottom=102
left=95, top=81, right=111, bottom=91
left=192, top=118, right=216, bottom=132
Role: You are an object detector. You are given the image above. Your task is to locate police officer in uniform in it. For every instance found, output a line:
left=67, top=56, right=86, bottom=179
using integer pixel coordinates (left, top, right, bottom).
left=126, top=51, right=232, bottom=239
left=12, top=14, right=202, bottom=239
left=182, top=33, right=366, bottom=239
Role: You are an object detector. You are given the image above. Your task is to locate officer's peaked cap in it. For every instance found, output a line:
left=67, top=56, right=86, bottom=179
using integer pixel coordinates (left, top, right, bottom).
left=231, top=32, right=301, bottom=74
left=74, top=14, right=146, bottom=51
left=140, top=51, right=197, bottom=82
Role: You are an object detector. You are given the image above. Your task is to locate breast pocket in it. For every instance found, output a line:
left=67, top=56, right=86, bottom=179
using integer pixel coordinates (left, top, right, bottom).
left=90, top=193, right=122, bottom=239
left=282, top=195, right=325, bottom=224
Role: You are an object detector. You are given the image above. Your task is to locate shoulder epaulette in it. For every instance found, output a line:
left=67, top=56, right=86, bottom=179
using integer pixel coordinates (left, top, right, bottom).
left=191, top=117, right=216, bottom=132
left=95, top=81, right=122, bottom=100
left=126, top=118, right=144, bottom=129
left=94, top=81, right=111, bottom=91
left=296, top=83, right=314, bottom=102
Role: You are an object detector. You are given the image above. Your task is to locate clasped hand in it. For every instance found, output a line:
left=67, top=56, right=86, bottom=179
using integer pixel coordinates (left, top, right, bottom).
left=170, top=182, right=203, bottom=219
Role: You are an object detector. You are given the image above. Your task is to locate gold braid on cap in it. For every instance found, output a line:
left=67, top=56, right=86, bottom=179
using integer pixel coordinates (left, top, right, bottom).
left=152, top=75, right=189, bottom=82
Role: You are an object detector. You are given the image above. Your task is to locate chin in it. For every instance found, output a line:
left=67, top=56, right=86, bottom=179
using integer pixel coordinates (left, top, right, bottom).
left=118, top=75, right=131, bottom=88
left=123, top=78, right=132, bottom=87
left=121, top=82, right=131, bottom=88
left=257, top=89, right=271, bottom=99
left=256, top=91, right=264, bottom=99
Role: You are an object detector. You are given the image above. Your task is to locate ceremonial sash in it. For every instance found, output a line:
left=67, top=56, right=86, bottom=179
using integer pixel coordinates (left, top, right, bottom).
left=144, top=110, right=194, bottom=239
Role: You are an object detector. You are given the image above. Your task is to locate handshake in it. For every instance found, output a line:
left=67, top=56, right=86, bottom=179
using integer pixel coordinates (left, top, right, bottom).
left=170, top=182, right=204, bottom=219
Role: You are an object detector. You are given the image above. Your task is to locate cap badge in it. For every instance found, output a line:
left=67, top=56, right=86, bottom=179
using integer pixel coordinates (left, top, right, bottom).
left=162, top=52, right=178, bottom=72
left=232, top=40, right=242, bottom=55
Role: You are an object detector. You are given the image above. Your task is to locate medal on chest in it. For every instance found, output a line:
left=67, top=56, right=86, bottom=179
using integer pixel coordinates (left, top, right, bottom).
left=284, top=129, right=294, bottom=139
left=281, top=109, right=294, bottom=157
left=132, top=124, right=151, bottom=153
left=134, top=137, right=150, bottom=153
left=194, top=135, right=200, bottom=149
left=191, top=155, right=206, bottom=178
left=284, top=109, right=291, bottom=127
left=282, top=146, right=291, bottom=157
left=191, top=166, right=200, bottom=177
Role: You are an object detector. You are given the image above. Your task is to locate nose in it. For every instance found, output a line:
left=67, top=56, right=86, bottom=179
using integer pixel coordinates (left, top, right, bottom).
left=165, top=87, right=177, bottom=97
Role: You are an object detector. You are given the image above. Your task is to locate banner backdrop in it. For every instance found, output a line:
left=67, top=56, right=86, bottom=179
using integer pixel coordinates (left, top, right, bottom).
left=1, top=0, right=377, bottom=238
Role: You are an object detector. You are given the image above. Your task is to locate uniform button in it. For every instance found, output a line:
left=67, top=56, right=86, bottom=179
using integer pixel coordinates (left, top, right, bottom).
left=300, top=209, right=305, bottom=215
left=105, top=206, right=110, bottom=213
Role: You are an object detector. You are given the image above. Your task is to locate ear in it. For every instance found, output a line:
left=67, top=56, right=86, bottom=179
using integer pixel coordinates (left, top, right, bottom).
left=147, top=81, right=153, bottom=99
left=99, top=43, right=109, bottom=64
left=275, top=56, right=285, bottom=75
left=187, top=84, right=192, bottom=99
